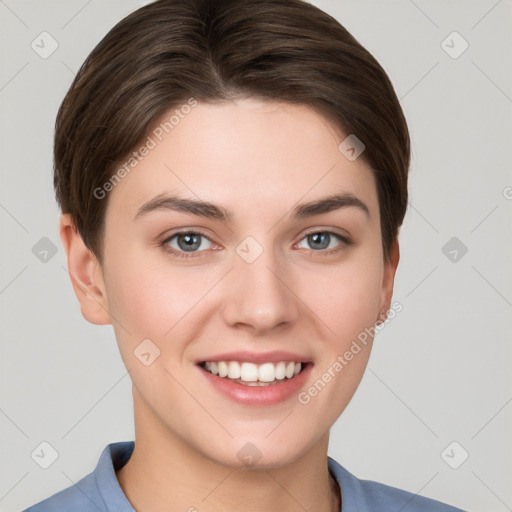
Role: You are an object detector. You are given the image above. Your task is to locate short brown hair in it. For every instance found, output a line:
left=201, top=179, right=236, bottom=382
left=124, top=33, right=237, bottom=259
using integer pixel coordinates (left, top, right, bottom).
left=54, top=0, right=410, bottom=263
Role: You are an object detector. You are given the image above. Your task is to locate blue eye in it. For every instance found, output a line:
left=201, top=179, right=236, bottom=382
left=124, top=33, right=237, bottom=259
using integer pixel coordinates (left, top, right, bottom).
left=161, top=230, right=351, bottom=259
left=297, top=231, right=349, bottom=254
left=162, top=231, right=214, bottom=258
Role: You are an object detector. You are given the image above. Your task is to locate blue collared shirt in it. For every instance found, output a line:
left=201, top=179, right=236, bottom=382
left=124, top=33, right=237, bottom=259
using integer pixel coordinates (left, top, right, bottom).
left=22, top=441, right=467, bottom=511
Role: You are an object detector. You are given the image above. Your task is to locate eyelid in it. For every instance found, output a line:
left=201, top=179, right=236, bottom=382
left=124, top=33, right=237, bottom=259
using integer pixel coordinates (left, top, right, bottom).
left=161, top=228, right=213, bottom=242
left=161, top=229, right=216, bottom=251
left=299, top=226, right=351, bottom=242
left=293, top=229, right=351, bottom=256
left=161, top=234, right=213, bottom=261
left=161, top=227, right=352, bottom=259
left=160, top=227, right=351, bottom=247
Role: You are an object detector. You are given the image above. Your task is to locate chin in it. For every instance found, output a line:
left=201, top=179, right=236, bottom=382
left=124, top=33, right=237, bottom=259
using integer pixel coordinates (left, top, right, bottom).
left=195, top=431, right=316, bottom=471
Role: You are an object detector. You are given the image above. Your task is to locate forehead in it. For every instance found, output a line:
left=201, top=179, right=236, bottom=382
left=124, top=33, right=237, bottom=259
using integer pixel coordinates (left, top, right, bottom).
left=105, top=98, right=379, bottom=225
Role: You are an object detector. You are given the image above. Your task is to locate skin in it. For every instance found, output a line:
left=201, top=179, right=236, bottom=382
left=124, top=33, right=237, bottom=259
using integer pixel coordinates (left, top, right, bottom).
left=60, top=98, right=399, bottom=512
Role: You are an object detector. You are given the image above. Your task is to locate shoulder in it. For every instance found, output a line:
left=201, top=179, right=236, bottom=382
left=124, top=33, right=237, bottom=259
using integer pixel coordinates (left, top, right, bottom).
left=21, top=472, right=103, bottom=512
left=21, top=441, right=135, bottom=512
left=327, top=456, right=467, bottom=512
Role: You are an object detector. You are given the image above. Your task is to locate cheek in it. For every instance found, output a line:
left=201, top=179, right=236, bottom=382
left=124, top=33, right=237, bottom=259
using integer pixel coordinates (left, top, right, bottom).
left=104, top=236, right=383, bottom=350
left=107, top=264, right=211, bottom=337
left=301, top=257, right=382, bottom=340
left=294, top=262, right=381, bottom=418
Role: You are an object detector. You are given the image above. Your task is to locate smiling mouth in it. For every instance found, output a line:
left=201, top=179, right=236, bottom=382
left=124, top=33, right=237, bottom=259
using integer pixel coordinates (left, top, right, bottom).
left=198, top=360, right=311, bottom=386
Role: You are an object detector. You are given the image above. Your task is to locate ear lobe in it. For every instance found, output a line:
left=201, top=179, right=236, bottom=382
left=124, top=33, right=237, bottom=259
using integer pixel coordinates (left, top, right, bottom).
left=59, top=213, right=112, bottom=325
left=378, top=238, right=400, bottom=322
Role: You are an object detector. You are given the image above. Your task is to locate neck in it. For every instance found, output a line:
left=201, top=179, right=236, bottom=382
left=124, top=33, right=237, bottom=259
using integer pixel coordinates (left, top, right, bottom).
left=116, top=390, right=341, bottom=512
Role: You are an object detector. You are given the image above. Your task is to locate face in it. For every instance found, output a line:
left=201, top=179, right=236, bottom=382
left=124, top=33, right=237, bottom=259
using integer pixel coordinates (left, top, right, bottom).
left=71, top=98, right=398, bottom=469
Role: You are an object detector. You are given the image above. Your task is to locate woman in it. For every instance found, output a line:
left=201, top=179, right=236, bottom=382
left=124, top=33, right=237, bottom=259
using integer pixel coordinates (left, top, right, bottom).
left=23, top=0, right=467, bottom=510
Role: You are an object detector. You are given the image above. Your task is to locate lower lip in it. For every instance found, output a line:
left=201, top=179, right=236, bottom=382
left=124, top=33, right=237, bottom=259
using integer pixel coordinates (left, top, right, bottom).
left=197, top=363, right=313, bottom=406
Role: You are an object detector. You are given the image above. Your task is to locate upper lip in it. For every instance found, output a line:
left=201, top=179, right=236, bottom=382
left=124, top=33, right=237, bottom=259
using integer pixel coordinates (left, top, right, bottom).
left=196, top=351, right=312, bottom=365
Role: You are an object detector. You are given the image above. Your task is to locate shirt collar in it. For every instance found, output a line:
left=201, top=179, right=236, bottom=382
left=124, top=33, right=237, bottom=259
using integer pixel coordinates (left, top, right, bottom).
left=96, top=441, right=357, bottom=512
left=94, top=441, right=135, bottom=511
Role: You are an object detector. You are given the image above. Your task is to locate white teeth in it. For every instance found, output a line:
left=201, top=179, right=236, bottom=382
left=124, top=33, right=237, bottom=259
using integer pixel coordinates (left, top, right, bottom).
left=285, top=362, right=295, bottom=379
left=241, top=362, right=259, bottom=381
left=218, top=361, right=228, bottom=377
left=274, top=361, right=286, bottom=380
left=258, top=363, right=275, bottom=382
left=201, top=360, right=304, bottom=383
left=228, top=361, right=241, bottom=379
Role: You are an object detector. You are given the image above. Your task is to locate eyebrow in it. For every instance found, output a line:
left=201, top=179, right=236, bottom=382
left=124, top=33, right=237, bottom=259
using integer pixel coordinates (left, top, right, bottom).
left=134, top=192, right=370, bottom=222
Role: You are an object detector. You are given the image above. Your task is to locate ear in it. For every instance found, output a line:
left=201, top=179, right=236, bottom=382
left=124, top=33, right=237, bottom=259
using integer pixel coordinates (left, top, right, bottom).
left=59, top=213, right=112, bottom=325
left=377, top=237, right=400, bottom=323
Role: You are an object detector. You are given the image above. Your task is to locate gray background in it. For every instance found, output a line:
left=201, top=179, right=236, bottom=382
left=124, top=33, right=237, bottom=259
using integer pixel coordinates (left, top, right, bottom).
left=0, top=1, right=511, bottom=511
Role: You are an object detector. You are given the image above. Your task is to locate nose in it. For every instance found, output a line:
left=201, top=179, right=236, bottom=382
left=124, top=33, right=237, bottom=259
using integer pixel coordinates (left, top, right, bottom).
left=221, top=247, right=300, bottom=334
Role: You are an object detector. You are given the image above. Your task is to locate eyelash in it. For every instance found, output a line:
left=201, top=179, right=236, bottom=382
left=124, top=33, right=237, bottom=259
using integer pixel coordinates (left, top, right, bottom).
left=160, top=229, right=352, bottom=259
